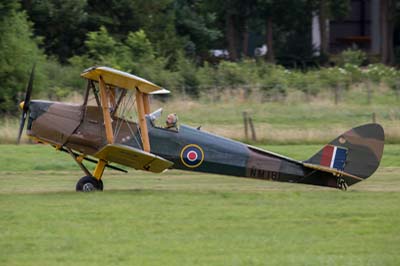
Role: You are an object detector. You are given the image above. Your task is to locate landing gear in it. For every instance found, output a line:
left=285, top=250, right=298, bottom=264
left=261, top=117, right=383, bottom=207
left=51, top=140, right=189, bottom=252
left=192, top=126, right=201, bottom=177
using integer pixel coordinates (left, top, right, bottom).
left=76, top=176, right=104, bottom=192
left=66, top=147, right=108, bottom=192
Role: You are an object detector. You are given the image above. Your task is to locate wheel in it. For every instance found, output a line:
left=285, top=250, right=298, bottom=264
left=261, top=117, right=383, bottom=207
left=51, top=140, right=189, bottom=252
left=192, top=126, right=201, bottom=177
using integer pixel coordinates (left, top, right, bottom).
left=337, top=178, right=348, bottom=191
left=76, top=176, right=104, bottom=192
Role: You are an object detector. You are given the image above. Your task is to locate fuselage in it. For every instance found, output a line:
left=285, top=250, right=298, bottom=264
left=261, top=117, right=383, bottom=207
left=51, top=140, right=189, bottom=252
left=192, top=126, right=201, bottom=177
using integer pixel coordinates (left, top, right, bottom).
left=27, top=100, right=309, bottom=184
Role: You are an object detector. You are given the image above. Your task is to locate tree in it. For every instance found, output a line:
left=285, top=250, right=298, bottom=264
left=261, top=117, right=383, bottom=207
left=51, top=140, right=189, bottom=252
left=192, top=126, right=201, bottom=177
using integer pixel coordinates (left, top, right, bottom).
left=380, top=0, right=396, bottom=64
left=23, top=0, right=88, bottom=62
left=257, top=0, right=312, bottom=63
left=236, top=0, right=258, bottom=57
left=85, top=0, right=184, bottom=67
left=203, top=0, right=242, bottom=61
left=204, top=0, right=260, bottom=61
left=0, top=1, right=19, bottom=17
left=318, top=0, right=329, bottom=57
left=256, top=0, right=276, bottom=63
left=174, top=0, right=222, bottom=58
left=0, top=1, right=46, bottom=114
left=309, top=0, right=350, bottom=60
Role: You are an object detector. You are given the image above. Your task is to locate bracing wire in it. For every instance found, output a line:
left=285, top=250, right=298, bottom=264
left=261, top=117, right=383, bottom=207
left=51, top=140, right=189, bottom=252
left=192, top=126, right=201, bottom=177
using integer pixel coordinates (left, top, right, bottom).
left=112, top=89, right=143, bottom=150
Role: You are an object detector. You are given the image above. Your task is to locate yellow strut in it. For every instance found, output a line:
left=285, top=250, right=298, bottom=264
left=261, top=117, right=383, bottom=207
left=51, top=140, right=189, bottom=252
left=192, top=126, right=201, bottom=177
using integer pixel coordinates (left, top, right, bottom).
left=93, top=159, right=107, bottom=180
left=143, top=94, right=150, bottom=114
left=136, top=89, right=151, bottom=152
left=99, top=76, right=114, bottom=144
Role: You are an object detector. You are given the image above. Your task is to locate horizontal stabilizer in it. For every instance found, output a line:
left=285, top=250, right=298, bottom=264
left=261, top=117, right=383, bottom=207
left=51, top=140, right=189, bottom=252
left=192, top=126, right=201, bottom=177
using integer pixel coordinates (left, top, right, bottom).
left=95, top=144, right=173, bottom=173
left=302, top=163, right=363, bottom=181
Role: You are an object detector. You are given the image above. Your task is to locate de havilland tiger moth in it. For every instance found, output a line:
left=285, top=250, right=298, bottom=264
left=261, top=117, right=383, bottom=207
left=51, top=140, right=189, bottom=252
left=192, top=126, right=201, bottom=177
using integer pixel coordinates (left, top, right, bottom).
left=17, top=66, right=385, bottom=191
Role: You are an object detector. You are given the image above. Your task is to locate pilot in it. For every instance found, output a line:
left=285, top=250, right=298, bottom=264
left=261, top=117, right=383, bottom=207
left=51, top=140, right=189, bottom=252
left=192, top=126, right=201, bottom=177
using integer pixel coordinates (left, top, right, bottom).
left=165, top=113, right=178, bottom=130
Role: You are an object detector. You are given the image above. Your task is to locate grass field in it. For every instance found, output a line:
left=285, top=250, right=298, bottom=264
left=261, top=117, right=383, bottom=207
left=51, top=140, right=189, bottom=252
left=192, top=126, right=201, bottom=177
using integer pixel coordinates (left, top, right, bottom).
left=1, top=144, right=399, bottom=265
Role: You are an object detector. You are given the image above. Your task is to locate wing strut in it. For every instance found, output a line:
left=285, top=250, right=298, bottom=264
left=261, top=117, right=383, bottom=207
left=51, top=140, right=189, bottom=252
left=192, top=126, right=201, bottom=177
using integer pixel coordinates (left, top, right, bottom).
left=136, top=88, right=150, bottom=152
left=143, top=94, right=150, bottom=114
left=99, top=76, right=114, bottom=144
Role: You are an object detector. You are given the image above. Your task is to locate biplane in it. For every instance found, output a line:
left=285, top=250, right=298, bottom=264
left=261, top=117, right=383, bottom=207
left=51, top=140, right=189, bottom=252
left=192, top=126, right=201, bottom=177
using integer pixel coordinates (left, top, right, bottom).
left=17, top=66, right=384, bottom=191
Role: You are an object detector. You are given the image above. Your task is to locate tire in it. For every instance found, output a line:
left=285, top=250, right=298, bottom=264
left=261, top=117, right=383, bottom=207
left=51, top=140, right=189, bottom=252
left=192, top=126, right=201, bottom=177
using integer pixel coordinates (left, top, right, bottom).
left=76, top=176, right=104, bottom=192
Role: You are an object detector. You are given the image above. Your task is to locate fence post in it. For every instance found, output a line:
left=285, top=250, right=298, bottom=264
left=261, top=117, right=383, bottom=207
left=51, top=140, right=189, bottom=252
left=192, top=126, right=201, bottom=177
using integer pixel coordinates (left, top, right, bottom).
left=243, top=111, right=248, bottom=140
left=248, top=117, right=257, bottom=141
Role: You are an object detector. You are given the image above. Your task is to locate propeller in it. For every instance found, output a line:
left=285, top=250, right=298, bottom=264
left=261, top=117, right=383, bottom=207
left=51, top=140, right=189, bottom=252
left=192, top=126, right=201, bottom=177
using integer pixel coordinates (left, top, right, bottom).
left=17, top=64, right=35, bottom=144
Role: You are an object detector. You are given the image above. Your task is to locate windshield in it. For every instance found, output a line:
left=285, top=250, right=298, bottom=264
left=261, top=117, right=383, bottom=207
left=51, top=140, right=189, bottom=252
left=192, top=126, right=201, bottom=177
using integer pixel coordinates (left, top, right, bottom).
left=149, top=108, right=163, bottom=123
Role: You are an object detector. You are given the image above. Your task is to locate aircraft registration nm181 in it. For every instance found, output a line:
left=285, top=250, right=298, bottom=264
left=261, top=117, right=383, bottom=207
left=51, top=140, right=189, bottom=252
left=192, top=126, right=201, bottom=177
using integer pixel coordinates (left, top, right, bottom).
left=17, top=66, right=384, bottom=191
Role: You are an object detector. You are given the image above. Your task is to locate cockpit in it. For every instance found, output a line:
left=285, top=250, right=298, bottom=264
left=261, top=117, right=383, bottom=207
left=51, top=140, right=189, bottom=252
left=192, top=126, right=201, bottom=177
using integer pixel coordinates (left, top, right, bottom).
left=149, top=108, right=179, bottom=132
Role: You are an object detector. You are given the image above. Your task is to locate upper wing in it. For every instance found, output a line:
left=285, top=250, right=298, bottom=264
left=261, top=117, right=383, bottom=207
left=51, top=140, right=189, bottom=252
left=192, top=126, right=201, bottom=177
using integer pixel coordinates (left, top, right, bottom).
left=95, top=144, right=173, bottom=173
left=81, top=66, right=170, bottom=94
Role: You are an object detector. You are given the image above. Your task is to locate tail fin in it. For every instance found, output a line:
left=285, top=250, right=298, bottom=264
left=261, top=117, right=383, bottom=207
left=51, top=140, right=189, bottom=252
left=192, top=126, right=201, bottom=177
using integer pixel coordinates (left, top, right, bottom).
left=303, top=123, right=384, bottom=189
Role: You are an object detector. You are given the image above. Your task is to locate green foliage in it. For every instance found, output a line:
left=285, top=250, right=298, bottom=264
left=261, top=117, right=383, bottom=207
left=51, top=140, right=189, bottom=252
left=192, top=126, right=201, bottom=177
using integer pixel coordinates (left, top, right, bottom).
left=175, top=0, right=222, bottom=55
left=217, top=61, right=247, bottom=87
left=24, top=0, right=88, bottom=61
left=69, top=26, right=182, bottom=92
left=0, top=1, right=19, bottom=17
left=195, top=62, right=218, bottom=88
left=342, top=63, right=363, bottom=83
left=235, top=59, right=262, bottom=85
left=319, top=66, right=351, bottom=89
left=328, top=0, right=351, bottom=19
left=289, top=70, right=321, bottom=97
left=258, top=64, right=288, bottom=99
left=377, top=66, right=400, bottom=92
left=39, top=58, right=84, bottom=100
left=125, top=30, right=155, bottom=60
left=0, top=2, right=87, bottom=111
left=174, top=53, right=200, bottom=97
left=338, top=48, right=367, bottom=67
left=0, top=3, right=47, bottom=113
left=363, top=64, right=398, bottom=84
left=84, top=26, right=120, bottom=67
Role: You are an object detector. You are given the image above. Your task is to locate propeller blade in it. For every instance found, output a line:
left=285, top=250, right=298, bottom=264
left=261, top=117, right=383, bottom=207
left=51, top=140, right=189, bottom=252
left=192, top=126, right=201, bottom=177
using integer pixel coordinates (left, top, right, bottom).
left=17, top=64, right=36, bottom=144
left=23, top=64, right=35, bottom=112
left=17, top=111, right=27, bottom=144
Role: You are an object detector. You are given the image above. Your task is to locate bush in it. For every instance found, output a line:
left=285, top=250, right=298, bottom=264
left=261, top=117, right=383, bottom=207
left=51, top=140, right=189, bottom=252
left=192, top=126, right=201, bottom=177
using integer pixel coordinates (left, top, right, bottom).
left=319, top=67, right=351, bottom=89
left=338, top=48, right=367, bottom=67
left=363, top=64, right=397, bottom=84
left=216, top=61, right=247, bottom=87
left=342, top=63, right=363, bottom=83
left=289, top=70, right=321, bottom=97
left=259, top=65, right=288, bottom=100
left=196, top=62, right=218, bottom=89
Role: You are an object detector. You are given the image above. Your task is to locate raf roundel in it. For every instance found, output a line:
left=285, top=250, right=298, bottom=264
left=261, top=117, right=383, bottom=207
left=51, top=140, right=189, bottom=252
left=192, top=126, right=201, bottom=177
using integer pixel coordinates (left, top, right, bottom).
left=180, top=144, right=205, bottom=168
